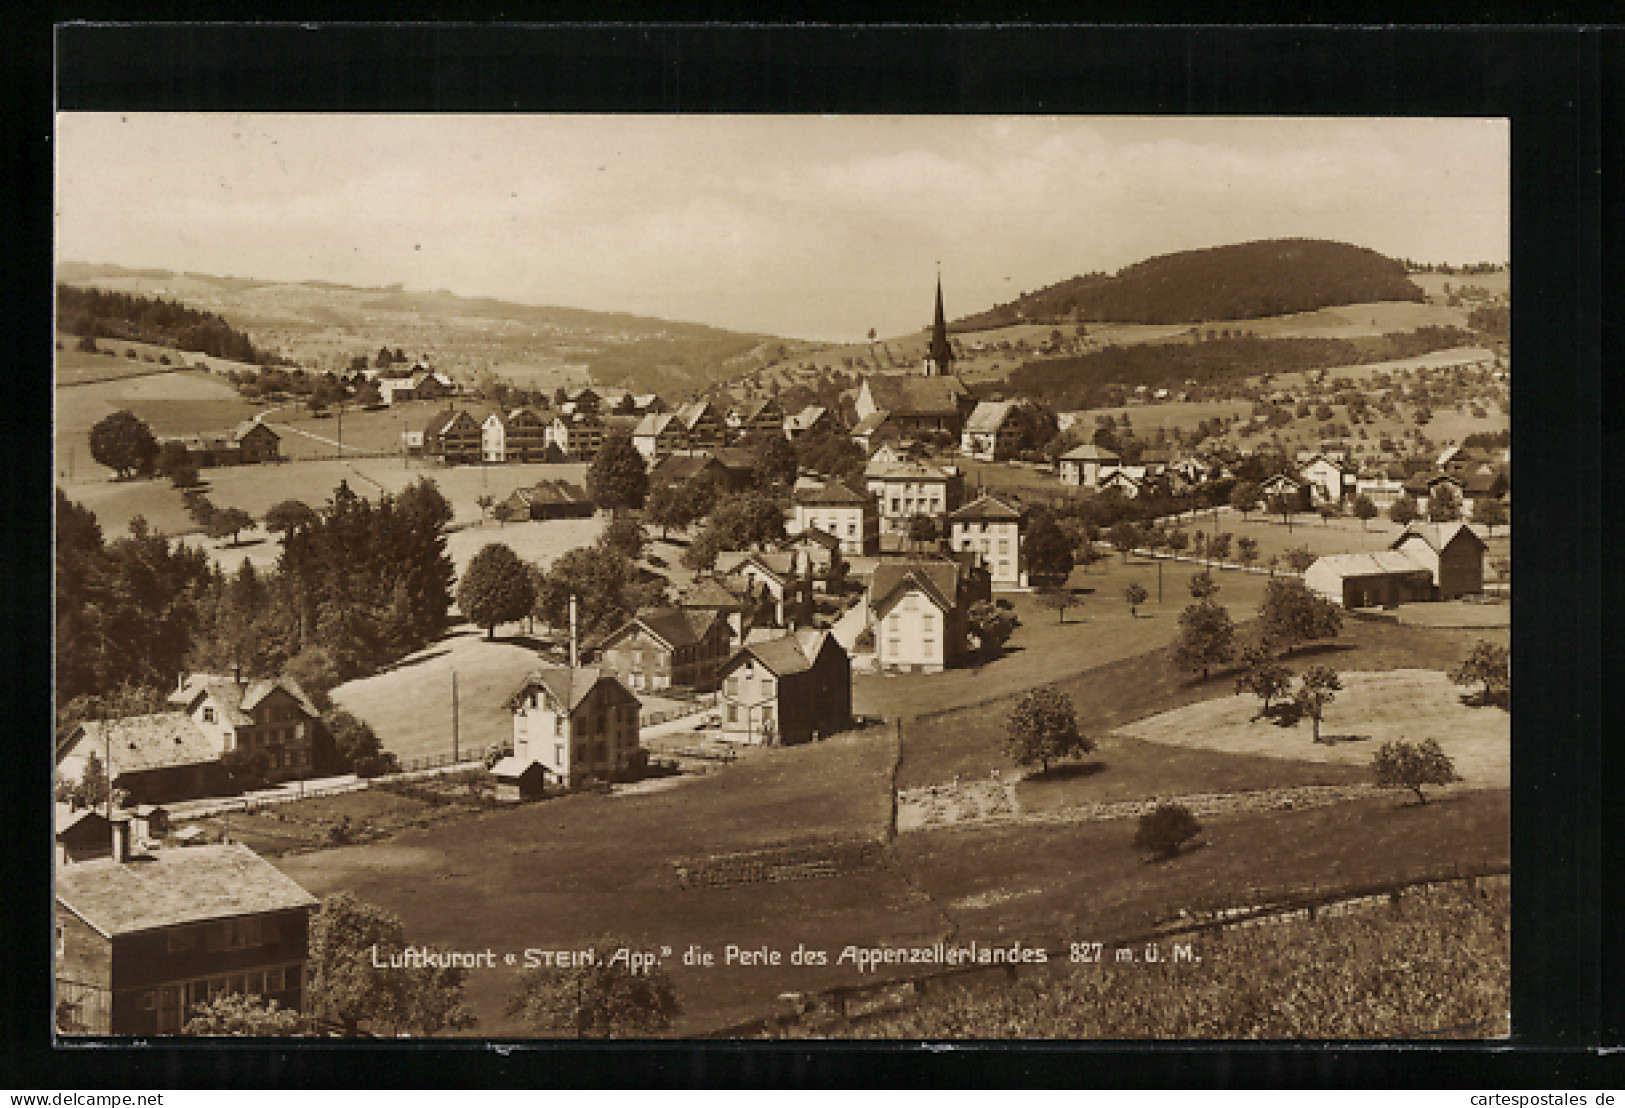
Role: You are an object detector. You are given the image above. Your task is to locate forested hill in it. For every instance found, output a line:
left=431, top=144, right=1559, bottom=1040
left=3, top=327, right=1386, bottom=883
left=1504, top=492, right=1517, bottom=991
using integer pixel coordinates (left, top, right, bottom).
left=57, top=283, right=278, bottom=365
left=954, top=239, right=1426, bottom=329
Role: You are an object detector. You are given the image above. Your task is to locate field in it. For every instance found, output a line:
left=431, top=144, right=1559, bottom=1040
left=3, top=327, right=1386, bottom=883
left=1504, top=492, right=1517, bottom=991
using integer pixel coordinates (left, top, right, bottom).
left=1119, top=669, right=1510, bottom=787
left=853, top=557, right=1273, bottom=722
left=1204, top=511, right=1510, bottom=572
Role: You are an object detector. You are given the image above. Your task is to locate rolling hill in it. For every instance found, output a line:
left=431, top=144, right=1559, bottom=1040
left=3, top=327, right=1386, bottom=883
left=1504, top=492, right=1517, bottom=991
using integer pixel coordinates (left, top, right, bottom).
left=953, top=239, right=1426, bottom=330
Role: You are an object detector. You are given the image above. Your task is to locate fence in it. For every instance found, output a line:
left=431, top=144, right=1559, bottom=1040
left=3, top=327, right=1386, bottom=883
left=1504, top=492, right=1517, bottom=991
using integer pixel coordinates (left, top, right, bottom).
left=697, top=859, right=1510, bottom=1039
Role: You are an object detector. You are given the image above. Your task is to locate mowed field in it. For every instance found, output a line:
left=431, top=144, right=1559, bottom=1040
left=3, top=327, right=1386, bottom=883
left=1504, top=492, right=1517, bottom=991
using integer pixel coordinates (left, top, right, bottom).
left=1196, top=512, right=1510, bottom=573
left=1119, top=668, right=1510, bottom=787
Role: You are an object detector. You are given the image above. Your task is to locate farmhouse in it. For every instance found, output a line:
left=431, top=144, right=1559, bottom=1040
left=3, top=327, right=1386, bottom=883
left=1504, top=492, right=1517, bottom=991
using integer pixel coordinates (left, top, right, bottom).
left=1260, top=472, right=1305, bottom=502
left=714, top=550, right=812, bottom=628
left=632, top=412, right=686, bottom=463
left=58, top=672, right=321, bottom=805
left=419, top=407, right=482, bottom=465
left=960, top=401, right=1025, bottom=461
left=544, top=414, right=606, bottom=460
left=1097, top=466, right=1150, bottom=499
left=1057, top=443, right=1119, bottom=488
left=158, top=421, right=281, bottom=468
left=677, top=576, right=754, bottom=645
left=715, top=630, right=850, bottom=746
left=505, top=667, right=642, bottom=787
left=480, top=407, right=548, bottom=464
left=949, top=494, right=1027, bottom=587
left=593, top=607, right=733, bottom=693
left=673, top=400, right=726, bottom=451
left=647, top=453, right=727, bottom=498
left=869, top=559, right=972, bottom=673
left=1390, top=522, right=1488, bottom=599
left=55, top=838, right=318, bottom=1035
left=784, top=405, right=834, bottom=440
left=709, top=447, right=760, bottom=493
left=1304, top=551, right=1438, bottom=609
left=791, top=478, right=879, bottom=557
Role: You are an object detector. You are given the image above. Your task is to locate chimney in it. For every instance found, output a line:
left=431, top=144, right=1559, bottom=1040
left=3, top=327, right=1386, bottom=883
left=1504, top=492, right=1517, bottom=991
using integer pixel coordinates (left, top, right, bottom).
left=176, top=670, right=187, bottom=693
left=110, top=818, right=131, bottom=864
left=569, top=594, right=579, bottom=669
left=232, top=663, right=244, bottom=687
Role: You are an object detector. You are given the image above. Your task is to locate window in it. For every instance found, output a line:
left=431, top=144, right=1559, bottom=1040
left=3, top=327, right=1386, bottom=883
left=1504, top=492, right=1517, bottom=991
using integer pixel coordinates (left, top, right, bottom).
left=727, top=704, right=738, bottom=723
left=554, top=744, right=565, bottom=765
left=888, top=614, right=900, bottom=631
left=554, top=715, right=564, bottom=737
left=847, top=523, right=857, bottom=536
left=999, top=539, right=1009, bottom=554
left=888, top=638, right=901, bottom=654
left=904, top=595, right=919, bottom=611
left=922, top=614, right=934, bottom=631
left=725, top=676, right=740, bottom=696
left=761, top=678, right=775, bottom=697
left=202, top=707, right=215, bottom=724
left=56, top=924, right=64, bottom=958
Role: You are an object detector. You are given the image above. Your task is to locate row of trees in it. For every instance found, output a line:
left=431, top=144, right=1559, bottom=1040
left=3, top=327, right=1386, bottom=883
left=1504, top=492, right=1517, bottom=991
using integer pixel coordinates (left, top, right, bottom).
left=58, top=283, right=279, bottom=365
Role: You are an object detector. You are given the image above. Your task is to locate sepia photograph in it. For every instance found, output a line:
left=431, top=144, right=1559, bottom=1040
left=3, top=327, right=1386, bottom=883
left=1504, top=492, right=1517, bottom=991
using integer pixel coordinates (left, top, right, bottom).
left=52, top=112, right=1513, bottom=1042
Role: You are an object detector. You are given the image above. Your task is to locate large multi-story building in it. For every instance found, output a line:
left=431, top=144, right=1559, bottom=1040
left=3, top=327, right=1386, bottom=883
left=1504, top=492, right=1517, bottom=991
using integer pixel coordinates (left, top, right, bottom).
left=790, top=479, right=879, bottom=557
left=593, top=608, right=733, bottom=693
left=949, top=494, right=1027, bottom=587
left=504, top=667, right=642, bottom=786
left=864, top=457, right=964, bottom=540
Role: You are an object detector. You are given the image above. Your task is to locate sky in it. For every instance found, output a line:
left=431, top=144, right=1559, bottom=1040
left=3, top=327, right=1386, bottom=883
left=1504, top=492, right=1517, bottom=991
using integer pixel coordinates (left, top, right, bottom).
left=55, top=114, right=1509, bottom=343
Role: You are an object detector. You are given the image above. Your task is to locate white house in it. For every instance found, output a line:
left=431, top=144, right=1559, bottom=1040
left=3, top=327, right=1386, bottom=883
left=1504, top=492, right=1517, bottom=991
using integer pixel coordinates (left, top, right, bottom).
left=948, top=494, right=1026, bottom=587
left=959, top=401, right=1024, bottom=462
left=481, top=411, right=508, bottom=463
left=868, top=560, right=968, bottom=673
left=1058, top=443, right=1119, bottom=488
left=503, top=667, right=641, bottom=787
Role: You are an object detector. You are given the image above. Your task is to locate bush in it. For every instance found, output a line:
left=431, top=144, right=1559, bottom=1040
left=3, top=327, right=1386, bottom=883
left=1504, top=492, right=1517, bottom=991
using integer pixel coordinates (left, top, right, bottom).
left=1133, top=802, right=1203, bottom=859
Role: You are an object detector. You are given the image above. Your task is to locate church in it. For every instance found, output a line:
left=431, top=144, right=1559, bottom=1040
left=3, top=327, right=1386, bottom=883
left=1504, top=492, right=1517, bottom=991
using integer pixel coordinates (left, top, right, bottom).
left=853, top=277, right=974, bottom=440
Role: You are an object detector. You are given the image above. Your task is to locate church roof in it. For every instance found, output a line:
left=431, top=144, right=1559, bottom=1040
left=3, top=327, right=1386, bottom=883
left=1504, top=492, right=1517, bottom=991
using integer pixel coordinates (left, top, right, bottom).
left=861, top=375, right=968, bottom=418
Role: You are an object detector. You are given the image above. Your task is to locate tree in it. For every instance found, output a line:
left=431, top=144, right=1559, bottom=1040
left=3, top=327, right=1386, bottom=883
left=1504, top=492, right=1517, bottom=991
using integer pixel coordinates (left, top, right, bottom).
left=644, top=483, right=693, bottom=540
left=966, top=600, right=1017, bottom=657
left=170, top=463, right=202, bottom=490
left=306, top=892, right=478, bottom=1037
left=1352, top=494, right=1379, bottom=530
left=1187, top=570, right=1219, bottom=601
left=1451, top=639, right=1509, bottom=708
left=154, top=440, right=193, bottom=479
left=1428, top=485, right=1463, bottom=522
left=1317, top=503, right=1341, bottom=525
left=1023, top=510, right=1074, bottom=582
left=1108, top=521, right=1143, bottom=563
left=1371, top=738, right=1461, bottom=805
left=1166, top=529, right=1190, bottom=557
left=1281, top=545, right=1317, bottom=574
left=1124, top=582, right=1149, bottom=617
left=1292, top=665, right=1342, bottom=743
left=89, top=410, right=159, bottom=479
left=598, top=517, right=647, bottom=561
left=1236, top=536, right=1259, bottom=570
left=220, top=746, right=271, bottom=792
left=1133, top=803, right=1203, bottom=860
left=1035, top=587, right=1078, bottom=624
left=1235, top=648, right=1294, bottom=718
left=1389, top=495, right=1420, bottom=526
left=586, top=432, right=648, bottom=511
left=1256, top=578, right=1341, bottom=654
left=1173, top=599, right=1236, bottom=680
left=182, top=993, right=305, bottom=1036
left=1206, top=532, right=1232, bottom=563
left=906, top=514, right=938, bottom=552
left=265, top=499, right=317, bottom=536
left=535, top=546, right=633, bottom=634
left=76, top=749, right=110, bottom=812
left=1003, top=688, right=1091, bottom=775
left=1471, top=497, right=1508, bottom=535
left=205, top=506, right=256, bottom=546
left=505, top=935, right=679, bottom=1038
left=458, top=542, right=537, bottom=639
left=1230, top=480, right=1262, bottom=519
left=1266, top=492, right=1297, bottom=531
left=753, top=433, right=799, bottom=491
left=322, top=708, right=398, bottom=777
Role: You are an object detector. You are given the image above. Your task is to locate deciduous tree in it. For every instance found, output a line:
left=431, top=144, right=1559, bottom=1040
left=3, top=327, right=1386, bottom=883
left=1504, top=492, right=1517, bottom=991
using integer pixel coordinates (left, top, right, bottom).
left=1389, top=495, right=1420, bottom=526
left=89, top=410, right=159, bottom=479
left=1173, top=599, right=1236, bottom=680
left=458, top=542, right=538, bottom=639
left=505, top=934, right=678, bottom=1038
left=1124, top=582, right=1149, bottom=617
left=1035, top=587, right=1078, bottom=625
left=182, top=993, right=304, bottom=1037
left=1187, top=570, right=1219, bottom=601
left=1004, top=688, right=1090, bottom=775
left=966, top=600, right=1017, bottom=657
left=586, top=432, right=648, bottom=511
left=1293, top=665, right=1342, bottom=743
left=204, top=506, right=256, bottom=546
left=1471, top=498, right=1507, bottom=535
left=1023, top=510, right=1074, bottom=582
left=1371, top=738, right=1461, bottom=805
left=1256, top=577, right=1342, bottom=654
left=1451, top=639, right=1509, bottom=708
left=1352, top=494, right=1379, bottom=530
left=1133, top=802, right=1203, bottom=860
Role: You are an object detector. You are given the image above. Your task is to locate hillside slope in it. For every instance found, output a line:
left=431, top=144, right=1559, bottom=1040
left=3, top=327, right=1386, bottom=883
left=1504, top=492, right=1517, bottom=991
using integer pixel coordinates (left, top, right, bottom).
left=956, top=239, right=1425, bottom=329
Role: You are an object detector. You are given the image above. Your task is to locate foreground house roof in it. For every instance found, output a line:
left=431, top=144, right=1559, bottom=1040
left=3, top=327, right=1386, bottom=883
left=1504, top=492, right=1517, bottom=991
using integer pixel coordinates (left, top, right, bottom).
left=723, top=629, right=838, bottom=678
left=870, top=559, right=962, bottom=613
left=55, top=843, right=319, bottom=937
left=505, top=667, right=630, bottom=713
left=70, top=714, right=223, bottom=777
left=1391, top=521, right=1487, bottom=554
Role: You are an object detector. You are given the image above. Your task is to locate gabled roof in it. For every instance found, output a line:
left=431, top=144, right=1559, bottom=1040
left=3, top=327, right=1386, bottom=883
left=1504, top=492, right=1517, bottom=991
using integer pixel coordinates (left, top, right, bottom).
left=675, top=400, right=717, bottom=429
left=949, top=493, right=1023, bottom=523
left=963, top=400, right=1022, bottom=434
left=169, top=674, right=319, bottom=721
left=1310, top=551, right=1432, bottom=578
left=1391, top=522, right=1488, bottom=555
left=716, top=549, right=797, bottom=582
left=865, top=457, right=956, bottom=482
left=649, top=453, right=723, bottom=486
left=678, top=577, right=750, bottom=610
left=424, top=406, right=476, bottom=437
left=55, top=843, right=319, bottom=938
left=509, top=479, right=589, bottom=507
left=1059, top=443, right=1118, bottom=462
left=67, top=713, right=222, bottom=778
left=794, top=478, right=870, bottom=507
left=721, top=629, right=839, bottom=679
left=710, top=446, right=757, bottom=472
left=505, top=667, right=633, bottom=713
left=232, top=420, right=277, bottom=441
left=850, top=411, right=892, bottom=436
left=734, top=397, right=780, bottom=423
left=786, top=526, right=843, bottom=549
left=870, top=559, right=961, bottom=615
left=599, top=607, right=716, bottom=652
left=785, top=405, right=828, bottom=431
left=861, top=375, right=968, bottom=418
left=489, top=756, right=546, bottom=780
left=634, top=412, right=677, bottom=438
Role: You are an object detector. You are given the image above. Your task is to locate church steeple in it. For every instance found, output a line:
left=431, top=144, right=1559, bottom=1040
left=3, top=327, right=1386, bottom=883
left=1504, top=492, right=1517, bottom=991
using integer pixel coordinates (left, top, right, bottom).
left=925, top=274, right=954, bottom=377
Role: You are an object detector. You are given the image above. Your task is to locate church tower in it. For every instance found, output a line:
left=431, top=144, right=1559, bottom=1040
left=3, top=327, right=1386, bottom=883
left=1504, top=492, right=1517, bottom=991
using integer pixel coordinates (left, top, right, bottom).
left=923, top=275, right=955, bottom=378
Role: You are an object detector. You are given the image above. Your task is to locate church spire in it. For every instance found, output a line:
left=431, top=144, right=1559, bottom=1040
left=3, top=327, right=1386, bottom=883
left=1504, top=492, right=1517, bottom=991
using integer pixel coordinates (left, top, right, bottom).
left=927, top=273, right=954, bottom=377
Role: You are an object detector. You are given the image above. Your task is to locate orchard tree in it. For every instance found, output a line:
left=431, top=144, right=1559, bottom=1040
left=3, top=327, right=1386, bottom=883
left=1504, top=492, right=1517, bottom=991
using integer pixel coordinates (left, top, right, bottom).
left=1235, top=644, right=1294, bottom=718
left=1317, top=503, right=1341, bottom=526
left=1108, top=521, right=1143, bottom=562
left=1207, top=532, right=1232, bottom=563
left=307, top=892, right=478, bottom=1037
left=1256, top=578, right=1342, bottom=655
left=1187, top=570, right=1219, bottom=601
left=1124, top=582, right=1149, bottom=617
left=1267, top=492, right=1298, bottom=531
left=1428, top=485, right=1463, bottom=522
left=1035, top=587, right=1078, bottom=625
left=1371, top=738, right=1461, bottom=805
left=458, top=542, right=537, bottom=639
left=1236, top=536, right=1260, bottom=570
left=1281, top=545, right=1318, bottom=574
left=1352, top=494, right=1379, bottom=530
left=752, top=434, right=799, bottom=492
left=1172, top=600, right=1237, bottom=680
left=1451, top=639, right=1510, bottom=708
left=205, top=506, right=256, bottom=546
left=89, top=410, right=159, bottom=479
left=154, top=440, right=193, bottom=479
left=506, top=934, right=679, bottom=1038
left=1004, top=687, right=1091, bottom=775
left=1133, top=802, right=1203, bottom=860
left=1389, top=495, right=1420, bottom=526
left=1230, top=480, right=1262, bottom=519
left=264, top=499, right=317, bottom=536
left=586, top=432, right=648, bottom=512
left=1293, top=665, right=1342, bottom=743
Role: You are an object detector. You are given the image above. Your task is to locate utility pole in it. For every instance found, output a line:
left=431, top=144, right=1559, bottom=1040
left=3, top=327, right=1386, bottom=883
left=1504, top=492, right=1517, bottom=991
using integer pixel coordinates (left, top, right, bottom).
left=452, top=670, right=460, bottom=763
left=1157, top=557, right=1163, bottom=604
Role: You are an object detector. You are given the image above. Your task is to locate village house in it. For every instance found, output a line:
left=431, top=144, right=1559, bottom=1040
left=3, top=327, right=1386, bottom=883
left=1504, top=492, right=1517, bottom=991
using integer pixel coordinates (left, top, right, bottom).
left=496, top=479, right=593, bottom=522
left=1260, top=472, right=1305, bottom=504
left=631, top=393, right=665, bottom=416
left=714, top=550, right=812, bottom=628
left=727, top=397, right=786, bottom=443
left=1304, top=521, right=1488, bottom=608
left=632, top=412, right=687, bottom=463
left=564, top=387, right=601, bottom=413
left=592, top=607, right=733, bottom=693
left=784, top=405, right=834, bottom=441
left=158, top=421, right=282, bottom=469
left=58, top=672, right=322, bottom=805
left=854, top=375, right=973, bottom=439
left=418, top=407, right=482, bottom=465
left=56, top=805, right=115, bottom=867
left=1403, top=470, right=1467, bottom=506
left=544, top=413, right=606, bottom=460
left=715, top=630, right=851, bottom=747
left=709, top=447, right=759, bottom=494
left=647, top=453, right=726, bottom=500
left=480, top=407, right=548, bottom=464
left=780, top=527, right=844, bottom=586
left=503, top=667, right=642, bottom=787
left=1057, top=443, right=1119, bottom=488
left=1354, top=468, right=1408, bottom=510
left=673, top=399, right=726, bottom=452
left=864, top=457, right=965, bottom=540
left=791, top=479, right=879, bottom=557
left=676, top=576, right=754, bottom=646
left=949, top=494, right=1027, bottom=587
left=849, top=410, right=901, bottom=455
left=959, top=400, right=1025, bottom=462
left=869, top=560, right=972, bottom=673
left=1097, top=465, right=1151, bottom=499
left=55, top=836, right=318, bottom=1035
left=1299, top=452, right=1357, bottom=504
